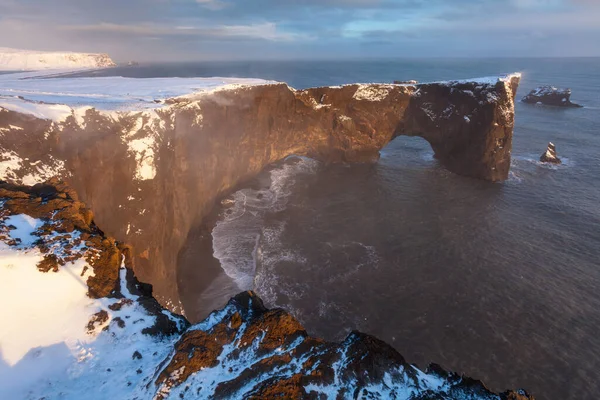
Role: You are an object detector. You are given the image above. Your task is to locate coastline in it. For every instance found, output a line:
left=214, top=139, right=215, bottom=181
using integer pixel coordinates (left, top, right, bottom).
left=177, top=174, right=269, bottom=323
left=176, top=206, right=233, bottom=323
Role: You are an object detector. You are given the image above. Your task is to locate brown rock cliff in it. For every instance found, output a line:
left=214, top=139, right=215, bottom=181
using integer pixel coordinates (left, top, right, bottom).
left=0, top=75, right=521, bottom=310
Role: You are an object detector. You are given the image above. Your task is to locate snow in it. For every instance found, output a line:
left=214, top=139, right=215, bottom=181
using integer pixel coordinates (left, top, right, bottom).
left=0, top=207, right=523, bottom=399
left=0, top=151, right=21, bottom=181
left=0, top=71, right=272, bottom=182
left=353, top=84, right=394, bottom=101
left=120, top=114, right=158, bottom=181
left=0, top=70, right=272, bottom=117
left=2, top=215, right=44, bottom=246
left=449, top=73, right=522, bottom=86
left=0, top=48, right=115, bottom=71
left=530, top=86, right=570, bottom=96
left=0, top=243, right=94, bottom=366
left=0, top=150, right=66, bottom=185
left=307, top=96, right=331, bottom=109
left=0, top=211, right=184, bottom=400
left=0, top=96, right=73, bottom=121
left=0, top=214, right=100, bottom=399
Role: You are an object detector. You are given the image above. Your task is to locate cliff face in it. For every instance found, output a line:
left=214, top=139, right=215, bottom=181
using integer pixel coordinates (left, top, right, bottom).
left=0, top=181, right=534, bottom=399
left=0, top=48, right=116, bottom=71
left=0, top=74, right=521, bottom=310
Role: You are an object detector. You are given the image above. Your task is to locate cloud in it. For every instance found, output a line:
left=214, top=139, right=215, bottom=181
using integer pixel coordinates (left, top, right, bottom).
left=0, top=0, right=598, bottom=59
left=60, top=21, right=305, bottom=42
left=195, top=0, right=228, bottom=11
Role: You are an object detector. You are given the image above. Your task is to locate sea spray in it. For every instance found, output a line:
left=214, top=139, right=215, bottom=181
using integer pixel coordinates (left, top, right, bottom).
left=211, top=156, right=319, bottom=290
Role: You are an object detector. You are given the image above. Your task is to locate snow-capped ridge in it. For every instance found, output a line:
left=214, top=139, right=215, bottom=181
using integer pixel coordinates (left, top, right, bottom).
left=0, top=48, right=116, bottom=71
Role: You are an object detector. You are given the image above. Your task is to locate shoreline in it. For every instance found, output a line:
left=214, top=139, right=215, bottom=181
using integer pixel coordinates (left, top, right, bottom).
left=176, top=207, right=234, bottom=323
left=177, top=175, right=268, bottom=323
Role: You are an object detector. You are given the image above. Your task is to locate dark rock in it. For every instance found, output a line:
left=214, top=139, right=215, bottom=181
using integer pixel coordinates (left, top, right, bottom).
left=109, top=298, right=134, bottom=311
left=113, top=317, right=126, bottom=328
left=540, top=142, right=562, bottom=164
left=132, top=351, right=143, bottom=360
left=87, top=310, right=109, bottom=333
left=522, top=86, right=582, bottom=107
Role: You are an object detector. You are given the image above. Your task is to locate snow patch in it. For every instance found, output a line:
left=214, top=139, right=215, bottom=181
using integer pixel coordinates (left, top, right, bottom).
left=353, top=84, right=394, bottom=102
left=0, top=71, right=273, bottom=117
left=0, top=150, right=66, bottom=184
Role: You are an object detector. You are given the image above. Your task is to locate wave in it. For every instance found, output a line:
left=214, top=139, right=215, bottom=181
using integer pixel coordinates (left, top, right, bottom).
left=505, top=154, right=574, bottom=185
left=211, top=156, right=319, bottom=291
left=513, top=154, right=573, bottom=169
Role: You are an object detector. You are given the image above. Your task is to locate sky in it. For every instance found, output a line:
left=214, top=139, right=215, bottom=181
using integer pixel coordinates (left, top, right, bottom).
left=1, top=0, right=599, bottom=61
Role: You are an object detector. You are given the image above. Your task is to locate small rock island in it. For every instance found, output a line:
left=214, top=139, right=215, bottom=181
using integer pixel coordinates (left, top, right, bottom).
left=522, top=86, right=582, bottom=108
left=540, top=142, right=562, bottom=164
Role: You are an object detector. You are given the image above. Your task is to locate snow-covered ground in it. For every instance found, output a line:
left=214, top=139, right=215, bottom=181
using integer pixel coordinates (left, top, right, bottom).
left=0, top=211, right=185, bottom=400
left=0, top=48, right=116, bottom=71
left=0, top=70, right=273, bottom=116
left=0, top=70, right=274, bottom=183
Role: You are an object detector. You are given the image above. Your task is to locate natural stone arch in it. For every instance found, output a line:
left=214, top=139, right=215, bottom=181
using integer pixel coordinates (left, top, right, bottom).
left=0, top=74, right=520, bottom=310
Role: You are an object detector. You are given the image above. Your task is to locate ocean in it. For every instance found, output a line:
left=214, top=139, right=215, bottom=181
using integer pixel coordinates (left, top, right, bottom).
left=81, top=58, right=600, bottom=399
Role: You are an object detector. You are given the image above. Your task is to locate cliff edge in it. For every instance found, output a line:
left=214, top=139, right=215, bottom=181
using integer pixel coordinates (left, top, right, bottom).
left=0, top=48, right=116, bottom=71
left=0, top=72, right=521, bottom=310
left=0, top=181, right=533, bottom=399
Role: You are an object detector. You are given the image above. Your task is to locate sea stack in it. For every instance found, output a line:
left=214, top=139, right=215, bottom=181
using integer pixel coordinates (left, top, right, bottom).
left=540, top=142, right=562, bottom=164
left=522, top=86, right=582, bottom=108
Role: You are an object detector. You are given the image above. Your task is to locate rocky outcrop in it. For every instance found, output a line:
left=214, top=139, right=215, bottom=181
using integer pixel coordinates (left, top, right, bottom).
left=0, top=74, right=521, bottom=310
left=0, top=182, right=534, bottom=398
left=540, top=142, right=562, bottom=164
left=154, top=290, right=534, bottom=400
left=0, top=180, right=188, bottom=335
left=522, top=86, right=582, bottom=108
left=0, top=47, right=116, bottom=71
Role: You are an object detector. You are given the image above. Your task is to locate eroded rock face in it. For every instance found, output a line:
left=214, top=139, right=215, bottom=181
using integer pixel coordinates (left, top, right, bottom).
left=0, top=75, right=521, bottom=309
left=522, top=86, right=582, bottom=108
left=540, top=142, right=562, bottom=164
left=0, top=181, right=534, bottom=399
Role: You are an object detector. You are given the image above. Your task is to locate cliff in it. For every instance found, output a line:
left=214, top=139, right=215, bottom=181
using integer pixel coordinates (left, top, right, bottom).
left=0, top=48, right=116, bottom=71
left=0, top=72, right=521, bottom=311
left=0, top=181, right=533, bottom=399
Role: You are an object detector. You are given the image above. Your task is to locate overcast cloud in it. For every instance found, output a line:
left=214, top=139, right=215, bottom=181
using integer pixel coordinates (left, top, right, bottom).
left=0, top=0, right=599, bottom=60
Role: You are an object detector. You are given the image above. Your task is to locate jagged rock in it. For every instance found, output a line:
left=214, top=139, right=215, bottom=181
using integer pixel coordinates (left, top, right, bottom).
left=153, top=290, right=535, bottom=400
left=0, top=182, right=534, bottom=399
left=0, top=74, right=521, bottom=309
left=540, top=142, right=562, bottom=164
left=0, top=181, right=189, bottom=334
left=522, top=86, right=582, bottom=107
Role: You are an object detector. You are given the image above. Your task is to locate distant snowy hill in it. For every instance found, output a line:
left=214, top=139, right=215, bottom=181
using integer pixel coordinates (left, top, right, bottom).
left=0, top=48, right=115, bottom=71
